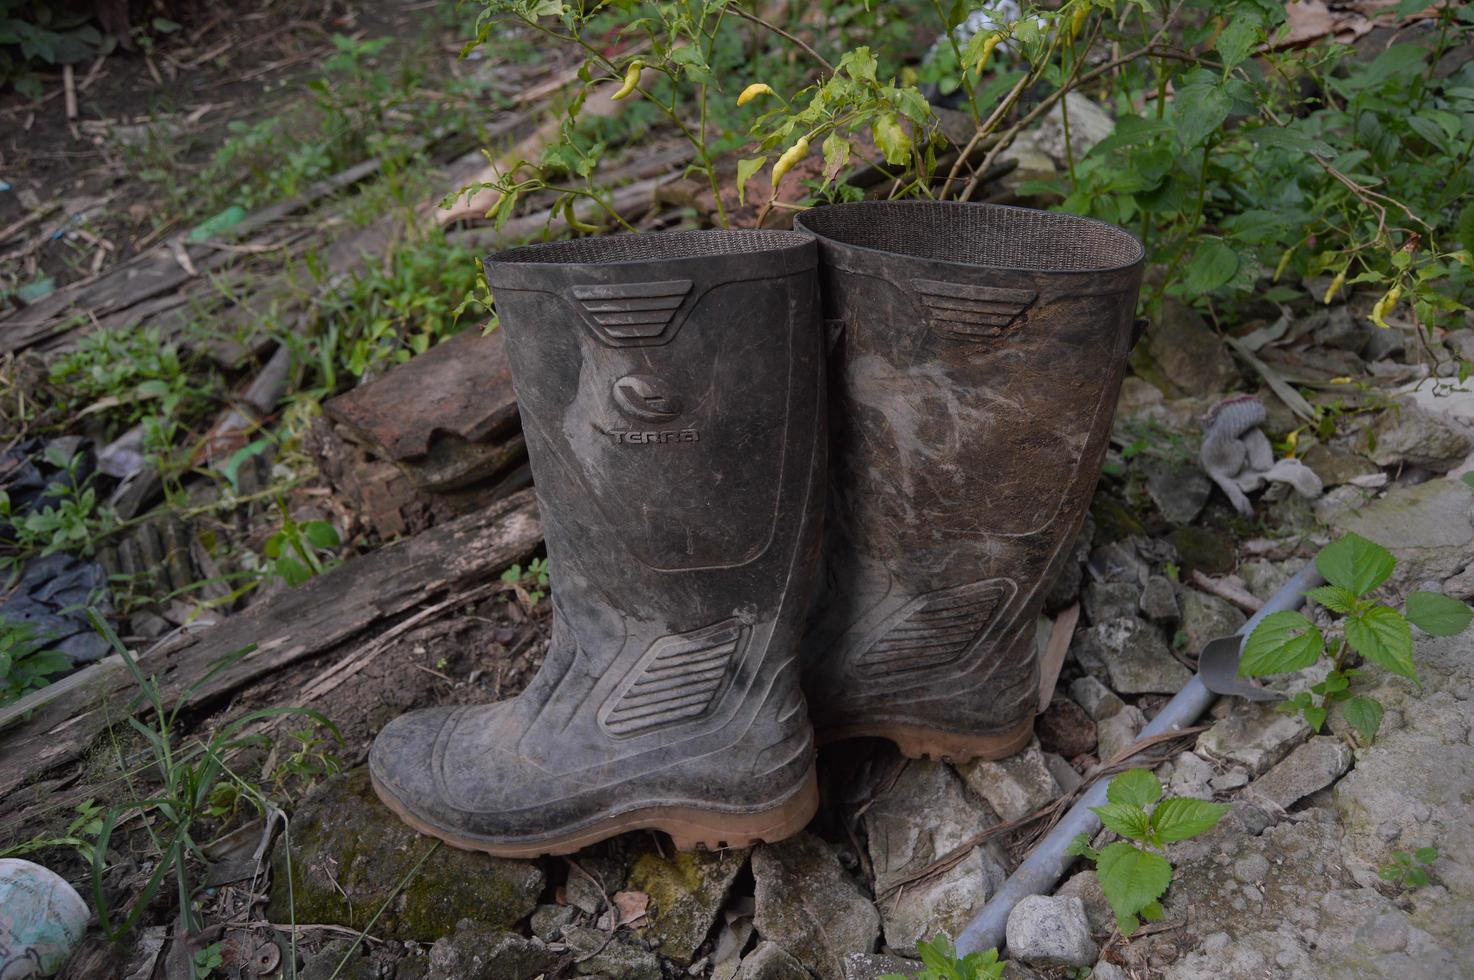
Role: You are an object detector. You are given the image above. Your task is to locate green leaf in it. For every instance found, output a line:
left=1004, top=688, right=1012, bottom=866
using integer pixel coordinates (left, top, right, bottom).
left=1304, top=704, right=1328, bottom=732
left=1405, top=592, right=1474, bottom=636
left=1107, top=768, right=1163, bottom=808
left=1096, top=841, right=1173, bottom=921
left=1316, top=533, right=1396, bottom=596
left=1239, top=610, right=1325, bottom=676
left=1415, top=846, right=1438, bottom=864
left=1150, top=797, right=1230, bottom=842
left=840, top=46, right=878, bottom=83
left=1140, top=899, right=1165, bottom=922
left=303, top=521, right=340, bottom=550
left=1407, top=867, right=1430, bottom=887
left=1173, top=83, right=1233, bottom=150
left=1092, top=802, right=1152, bottom=841
left=1307, top=585, right=1358, bottom=614
left=872, top=113, right=912, bottom=166
left=1344, top=696, right=1384, bottom=742
left=821, top=132, right=851, bottom=184
left=735, top=157, right=767, bottom=207
left=1214, top=17, right=1258, bottom=72
left=1457, top=201, right=1474, bottom=258
left=1181, top=238, right=1240, bottom=294
left=1065, top=832, right=1099, bottom=861
left=1345, top=606, right=1416, bottom=681
left=274, top=557, right=311, bottom=587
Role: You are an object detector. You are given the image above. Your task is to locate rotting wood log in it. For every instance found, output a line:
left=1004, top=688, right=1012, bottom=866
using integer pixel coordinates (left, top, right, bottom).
left=0, top=490, right=543, bottom=799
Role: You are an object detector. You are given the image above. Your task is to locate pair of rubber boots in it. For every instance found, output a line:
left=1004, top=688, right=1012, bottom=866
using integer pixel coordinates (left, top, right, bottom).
left=371, top=202, right=1145, bottom=857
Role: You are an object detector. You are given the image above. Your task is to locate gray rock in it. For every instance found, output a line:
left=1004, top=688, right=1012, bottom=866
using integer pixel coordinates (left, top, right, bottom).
left=956, top=737, right=1062, bottom=822
left=1097, top=705, right=1147, bottom=761
left=1334, top=478, right=1474, bottom=584
left=1136, top=300, right=1239, bottom=398
left=753, top=832, right=880, bottom=977
left=1303, top=443, right=1380, bottom=487
left=1179, top=590, right=1246, bottom=655
left=1083, top=581, right=1141, bottom=625
left=735, top=942, right=809, bottom=980
left=1043, top=752, right=1084, bottom=795
left=1357, top=399, right=1473, bottom=472
left=1139, top=575, right=1180, bottom=622
left=1247, top=736, right=1353, bottom=811
left=565, top=854, right=626, bottom=915
left=1171, top=525, right=1236, bottom=576
left=427, top=923, right=556, bottom=980
left=1045, top=517, right=1095, bottom=611
left=1314, top=483, right=1380, bottom=524
left=266, top=769, right=544, bottom=942
left=575, top=938, right=661, bottom=980
left=1197, top=701, right=1310, bottom=776
left=1055, top=870, right=1112, bottom=935
left=1091, top=961, right=1129, bottom=980
left=1165, top=751, right=1216, bottom=800
left=300, top=940, right=376, bottom=980
left=864, top=761, right=1006, bottom=956
left=1237, top=559, right=1296, bottom=602
left=1035, top=696, right=1097, bottom=757
left=1075, top=617, right=1192, bottom=694
left=530, top=903, right=577, bottom=942
left=1089, top=539, right=1149, bottom=586
left=843, top=952, right=920, bottom=980
left=1069, top=675, right=1126, bottom=721
left=1031, top=92, right=1114, bottom=163
left=1005, top=895, right=1098, bottom=968
left=1143, top=458, right=1213, bottom=525
left=625, top=843, right=747, bottom=966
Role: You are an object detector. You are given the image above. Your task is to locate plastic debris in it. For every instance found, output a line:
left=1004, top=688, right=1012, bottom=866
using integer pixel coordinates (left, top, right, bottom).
left=0, top=858, right=90, bottom=977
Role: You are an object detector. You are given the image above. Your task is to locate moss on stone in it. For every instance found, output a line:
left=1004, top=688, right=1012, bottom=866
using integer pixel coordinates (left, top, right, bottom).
left=626, top=845, right=748, bottom=966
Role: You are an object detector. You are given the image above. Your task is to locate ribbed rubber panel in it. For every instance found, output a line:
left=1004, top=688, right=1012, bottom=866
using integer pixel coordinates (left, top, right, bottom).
left=798, top=201, right=1144, bottom=272
left=600, top=619, right=747, bottom=737
left=853, top=578, right=1015, bottom=679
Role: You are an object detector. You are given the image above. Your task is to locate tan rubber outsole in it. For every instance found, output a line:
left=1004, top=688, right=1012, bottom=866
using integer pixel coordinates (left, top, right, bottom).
left=819, top=716, right=1035, bottom=763
left=370, top=765, right=819, bottom=858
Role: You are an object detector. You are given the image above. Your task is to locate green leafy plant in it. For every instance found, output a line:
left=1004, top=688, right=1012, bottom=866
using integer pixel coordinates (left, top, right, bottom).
left=501, top=556, right=550, bottom=607
left=1380, top=846, right=1438, bottom=891
left=262, top=502, right=341, bottom=587
left=88, top=611, right=340, bottom=939
left=882, top=933, right=1005, bottom=980
left=0, top=797, right=103, bottom=863
left=1240, top=533, right=1474, bottom=743
left=1067, top=768, right=1228, bottom=935
left=0, top=446, right=119, bottom=569
left=0, top=1, right=113, bottom=98
left=0, top=617, right=72, bottom=705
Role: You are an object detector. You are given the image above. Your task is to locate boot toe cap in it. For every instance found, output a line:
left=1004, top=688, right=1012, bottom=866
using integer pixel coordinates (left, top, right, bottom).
left=368, top=705, right=458, bottom=826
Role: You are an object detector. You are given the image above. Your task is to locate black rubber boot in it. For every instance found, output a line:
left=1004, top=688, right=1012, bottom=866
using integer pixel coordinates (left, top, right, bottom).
left=794, top=202, right=1144, bottom=762
left=370, top=230, right=825, bottom=856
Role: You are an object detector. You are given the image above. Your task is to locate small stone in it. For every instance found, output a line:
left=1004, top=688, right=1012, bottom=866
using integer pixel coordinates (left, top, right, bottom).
left=626, top=844, right=748, bottom=966
left=1166, top=751, right=1215, bottom=800
left=1090, top=961, right=1129, bottom=980
left=842, top=952, right=921, bottom=980
left=1135, top=300, right=1240, bottom=398
left=1210, top=768, right=1250, bottom=791
left=864, top=762, right=1006, bottom=955
left=1005, top=895, right=1098, bottom=968
left=1075, top=617, right=1192, bottom=694
left=1083, top=581, right=1141, bottom=625
left=267, top=769, right=544, bottom=942
left=575, top=938, right=662, bottom=980
left=1179, top=590, right=1247, bottom=654
left=1096, top=705, right=1147, bottom=761
left=1139, top=576, right=1179, bottom=622
left=1043, top=752, right=1084, bottom=795
left=735, top=942, right=809, bottom=980
left=427, top=923, right=556, bottom=980
left=1197, top=702, right=1310, bottom=776
left=566, top=854, right=626, bottom=915
left=1031, top=92, right=1114, bottom=163
left=1088, top=540, right=1149, bottom=586
left=1237, top=559, right=1295, bottom=601
left=1069, top=676, right=1125, bottom=722
left=1170, top=526, right=1236, bottom=576
left=1055, top=871, right=1112, bottom=935
left=753, top=833, right=880, bottom=977
left=1302, top=444, right=1379, bottom=487
left=1035, top=697, right=1097, bottom=757
left=956, top=737, right=1062, bottom=822
left=1232, top=853, right=1270, bottom=883
left=1142, top=458, right=1213, bottom=525
left=1247, top=736, right=1353, bottom=810
left=1356, top=398, right=1473, bottom=472
left=530, top=904, right=577, bottom=942
left=1333, top=478, right=1474, bottom=584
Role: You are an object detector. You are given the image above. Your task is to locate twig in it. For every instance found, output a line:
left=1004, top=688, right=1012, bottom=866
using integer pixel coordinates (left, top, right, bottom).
left=728, top=6, right=834, bottom=73
left=1188, top=570, right=1264, bottom=614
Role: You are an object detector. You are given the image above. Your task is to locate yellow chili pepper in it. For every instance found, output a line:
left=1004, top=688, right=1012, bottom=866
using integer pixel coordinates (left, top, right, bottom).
left=1273, top=247, right=1293, bottom=283
left=1070, top=5, right=1089, bottom=40
left=1284, top=429, right=1298, bottom=458
left=976, top=34, right=1001, bottom=74
left=611, top=61, right=642, bottom=100
left=737, top=83, right=775, bottom=107
left=1370, top=284, right=1403, bottom=328
left=1322, top=268, right=1346, bottom=304
left=771, top=136, right=811, bottom=188
left=563, top=198, right=601, bottom=235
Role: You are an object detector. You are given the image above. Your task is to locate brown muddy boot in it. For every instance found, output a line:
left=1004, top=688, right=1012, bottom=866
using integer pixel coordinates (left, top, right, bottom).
left=794, top=201, right=1144, bottom=763
left=369, top=230, right=825, bottom=857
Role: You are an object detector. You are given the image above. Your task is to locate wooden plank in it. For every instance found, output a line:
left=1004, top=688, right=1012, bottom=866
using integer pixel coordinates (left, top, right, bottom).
left=0, top=489, right=543, bottom=798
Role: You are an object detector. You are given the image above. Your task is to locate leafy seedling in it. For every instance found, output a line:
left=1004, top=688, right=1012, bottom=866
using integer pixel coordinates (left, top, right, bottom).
left=1379, top=846, right=1438, bottom=891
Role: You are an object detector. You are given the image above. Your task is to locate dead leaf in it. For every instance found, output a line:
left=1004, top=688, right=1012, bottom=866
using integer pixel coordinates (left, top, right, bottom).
left=613, top=890, right=649, bottom=927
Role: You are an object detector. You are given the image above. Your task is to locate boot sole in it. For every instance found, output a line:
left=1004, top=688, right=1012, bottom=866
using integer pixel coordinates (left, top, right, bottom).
left=819, top=716, right=1034, bottom=763
left=370, top=765, right=819, bottom=858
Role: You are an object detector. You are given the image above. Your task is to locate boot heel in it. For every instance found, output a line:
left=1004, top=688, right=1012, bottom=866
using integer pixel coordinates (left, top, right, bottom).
left=820, top=718, right=1034, bottom=764
left=662, top=765, right=818, bottom=851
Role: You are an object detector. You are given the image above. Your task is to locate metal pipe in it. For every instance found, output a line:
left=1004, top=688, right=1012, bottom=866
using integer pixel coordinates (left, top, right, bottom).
left=955, top=561, right=1325, bottom=954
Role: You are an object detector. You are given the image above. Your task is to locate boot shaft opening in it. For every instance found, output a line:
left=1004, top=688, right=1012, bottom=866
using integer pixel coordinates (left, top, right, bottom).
left=487, top=228, right=813, bottom=267
left=795, top=201, right=1143, bottom=273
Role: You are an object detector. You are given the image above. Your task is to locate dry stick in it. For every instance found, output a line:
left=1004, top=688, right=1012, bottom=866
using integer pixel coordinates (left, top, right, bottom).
left=727, top=5, right=834, bottom=73
left=1188, top=570, right=1264, bottom=615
